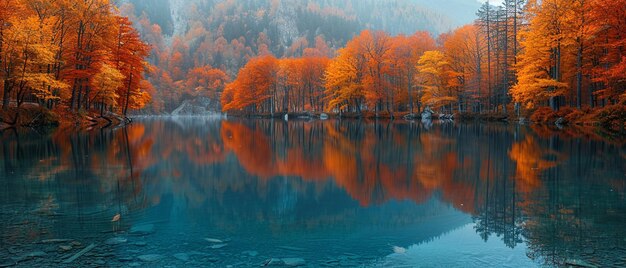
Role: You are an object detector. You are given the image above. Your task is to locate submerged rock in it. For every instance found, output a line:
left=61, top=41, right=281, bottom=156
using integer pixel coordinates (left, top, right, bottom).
left=262, top=258, right=284, bottom=266
left=242, top=250, right=259, bottom=257
left=118, top=257, right=134, bottom=262
left=41, top=239, right=73, bottom=244
left=0, top=261, right=16, bottom=268
left=583, top=248, right=595, bottom=255
left=138, top=254, right=163, bottom=262
left=282, top=258, right=305, bottom=266
left=277, top=246, right=305, bottom=252
left=130, top=224, right=155, bottom=235
left=25, top=251, right=46, bottom=258
left=104, top=237, right=127, bottom=245
left=209, top=244, right=228, bottom=249
left=173, top=253, right=190, bottom=262
left=392, top=246, right=406, bottom=254
left=566, top=259, right=598, bottom=268
left=133, top=242, right=147, bottom=247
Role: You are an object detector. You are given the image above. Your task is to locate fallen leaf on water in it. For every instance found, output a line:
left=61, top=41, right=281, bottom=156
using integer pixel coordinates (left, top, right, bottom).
left=392, top=246, right=406, bottom=254
left=204, top=238, right=223, bottom=243
left=111, top=214, right=120, bottom=222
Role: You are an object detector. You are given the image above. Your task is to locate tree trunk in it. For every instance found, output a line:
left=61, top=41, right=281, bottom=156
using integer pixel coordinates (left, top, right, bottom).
left=124, top=72, right=133, bottom=116
left=576, top=40, right=583, bottom=109
left=2, top=80, right=11, bottom=110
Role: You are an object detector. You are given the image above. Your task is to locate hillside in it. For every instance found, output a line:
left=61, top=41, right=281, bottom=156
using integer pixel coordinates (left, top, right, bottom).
left=116, top=0, right=481, bottom=113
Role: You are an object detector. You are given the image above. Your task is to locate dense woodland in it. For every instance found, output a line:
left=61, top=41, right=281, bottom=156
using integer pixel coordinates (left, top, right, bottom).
left=222, top=0, right=626, bottom=125
left=1, top=0, right=625, bottom=127
left=120, top=0, right=470, bottom=113
left=0, top=0, right=152, bottom=119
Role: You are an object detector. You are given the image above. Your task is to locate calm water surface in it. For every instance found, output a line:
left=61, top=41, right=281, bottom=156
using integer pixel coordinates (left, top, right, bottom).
left=0, top=118, right=625, bottom=267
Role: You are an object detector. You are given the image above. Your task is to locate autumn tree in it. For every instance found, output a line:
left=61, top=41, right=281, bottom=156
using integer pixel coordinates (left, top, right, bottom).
left=222, top=55, right=278, bottom=113
left=324, top=45, right=366, bottom=114
left=111, top=16, right=151, bottom=115
left=360, top=30, right=393, bottom=117
left=390, top=32, right=436, bottom=114
left=416, top=50, right=459, bottom=112
left=1, top=0, right=26, bottom=109
left=511, top=0, right=571, bottom=110
left=442, top=25, right=486, bottom=112
left=587, top=0, right=626, bottom=106
left=300, top=56, right=330, bottom=112
left=184, top=66, right=229, bottom=104
left=1, top=1, right=68, bottom=109
left=91, top=63, right=123, bottom=114
left=63, top=0, right=117, bottom=111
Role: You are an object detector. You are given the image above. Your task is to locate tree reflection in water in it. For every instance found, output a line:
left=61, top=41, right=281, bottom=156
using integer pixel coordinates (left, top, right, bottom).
left=0, top=118, right=624, bottom=267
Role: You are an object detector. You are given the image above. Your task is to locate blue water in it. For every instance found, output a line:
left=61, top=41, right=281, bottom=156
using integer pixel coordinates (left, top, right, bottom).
left=0, top=118, right=624, bottom=267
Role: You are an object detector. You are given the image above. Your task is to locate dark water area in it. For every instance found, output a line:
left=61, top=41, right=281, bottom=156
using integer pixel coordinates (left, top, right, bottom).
left=0, top=117, right=625, bottom=267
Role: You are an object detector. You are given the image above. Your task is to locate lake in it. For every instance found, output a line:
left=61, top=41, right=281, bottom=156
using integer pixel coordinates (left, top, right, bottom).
left=0, top=118, right=625, bottom=267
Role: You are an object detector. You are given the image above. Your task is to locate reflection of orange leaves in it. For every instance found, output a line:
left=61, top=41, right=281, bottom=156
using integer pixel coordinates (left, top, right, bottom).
left=412, top=133, right=456, bottom=189
left=221, top=121, right=276, bottom=178
left=380, top=167, right=432, bottom=205
left=134, top=138, right=154, bottom=159
left=277, top=147, right=329, bottom=180
left=126, top=125, right=145, bottom=143
left=186, top=140, right=226, bottom=165
left=509, top=136, right=559, bottom=192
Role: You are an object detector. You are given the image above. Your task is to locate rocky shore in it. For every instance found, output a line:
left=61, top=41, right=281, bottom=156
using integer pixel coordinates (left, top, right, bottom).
left=0, top=105, right=132, bottom=131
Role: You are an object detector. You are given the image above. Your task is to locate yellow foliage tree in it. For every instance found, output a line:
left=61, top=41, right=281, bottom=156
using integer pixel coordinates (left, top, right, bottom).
left=91, top=63, right=124, bottom=110
left=511, top=0, right=571, bottom=109
left=323, top=47, right=364, bottom=113
left=416, top=50, right=458, bottom=111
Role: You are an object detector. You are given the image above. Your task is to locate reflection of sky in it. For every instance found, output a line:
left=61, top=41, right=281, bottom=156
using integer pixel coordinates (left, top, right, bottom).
left=379, top=224, right=536, bottom=267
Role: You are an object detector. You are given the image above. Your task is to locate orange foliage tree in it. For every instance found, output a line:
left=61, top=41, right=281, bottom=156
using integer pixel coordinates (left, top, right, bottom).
left=0, top=0, right=152, bottom=117
left=223, top=54, right=330, bottom=114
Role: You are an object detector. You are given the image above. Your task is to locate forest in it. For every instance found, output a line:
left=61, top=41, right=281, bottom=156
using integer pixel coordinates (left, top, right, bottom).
left=222, top=0, right=626, bottom=128
left=0, top=0, right=625, bottom=129
left=0, top=0, right=152, bottom=128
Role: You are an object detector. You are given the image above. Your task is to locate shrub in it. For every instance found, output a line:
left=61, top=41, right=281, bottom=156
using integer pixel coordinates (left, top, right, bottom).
left=594, top=105, right=626, bottom=128
left=530, top=107, right=557, bottom=123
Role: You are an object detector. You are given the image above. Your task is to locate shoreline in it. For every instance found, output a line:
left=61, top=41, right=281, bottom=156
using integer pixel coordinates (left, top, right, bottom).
left=0, top=106, right=132, bottom=132
left=2, top=107, right=624, bottom=137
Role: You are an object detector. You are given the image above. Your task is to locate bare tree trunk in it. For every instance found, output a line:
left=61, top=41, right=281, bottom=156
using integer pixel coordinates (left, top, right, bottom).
left=2, top=80, right=11, bottom=110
